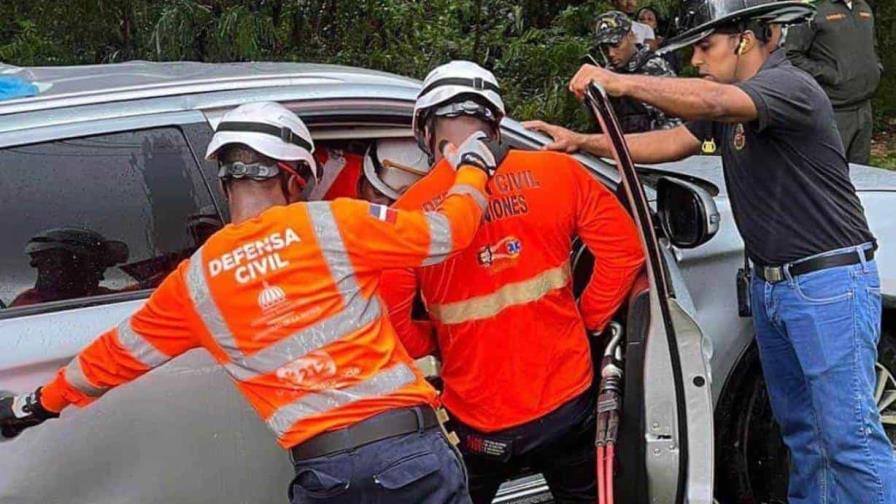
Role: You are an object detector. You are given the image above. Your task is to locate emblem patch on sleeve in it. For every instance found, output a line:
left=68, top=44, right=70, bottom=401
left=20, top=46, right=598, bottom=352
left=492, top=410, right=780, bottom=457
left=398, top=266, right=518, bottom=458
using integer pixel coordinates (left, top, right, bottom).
left=368, top=204, right=398, bottom=224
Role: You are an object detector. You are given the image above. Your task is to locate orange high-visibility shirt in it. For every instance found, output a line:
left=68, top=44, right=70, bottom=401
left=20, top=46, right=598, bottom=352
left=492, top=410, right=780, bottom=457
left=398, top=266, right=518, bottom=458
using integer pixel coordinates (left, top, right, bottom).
left=381, top=151, right=644, bottom=432
left=41, top=167, right=488, bottom=449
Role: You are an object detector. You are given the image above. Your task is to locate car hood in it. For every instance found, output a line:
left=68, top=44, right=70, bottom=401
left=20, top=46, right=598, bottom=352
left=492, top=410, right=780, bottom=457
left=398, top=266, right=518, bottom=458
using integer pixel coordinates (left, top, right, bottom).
left=651, top=157, right=896, bottom=196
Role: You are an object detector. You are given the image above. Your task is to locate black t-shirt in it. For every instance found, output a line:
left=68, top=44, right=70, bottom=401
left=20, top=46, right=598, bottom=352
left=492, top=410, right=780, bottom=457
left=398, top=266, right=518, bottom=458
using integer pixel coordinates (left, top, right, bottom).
left=686, top=50, right=874, bottom=266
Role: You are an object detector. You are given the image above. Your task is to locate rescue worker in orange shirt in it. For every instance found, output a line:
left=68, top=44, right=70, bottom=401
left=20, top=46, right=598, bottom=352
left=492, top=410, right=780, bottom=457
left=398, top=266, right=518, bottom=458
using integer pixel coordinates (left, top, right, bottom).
left=380, top=61, right=645, bottom=503
left=313, top=140, right=430, bottom=205
left=358, top=138, right=432, bottom=205
left=0, top=101, right=503, bottom=504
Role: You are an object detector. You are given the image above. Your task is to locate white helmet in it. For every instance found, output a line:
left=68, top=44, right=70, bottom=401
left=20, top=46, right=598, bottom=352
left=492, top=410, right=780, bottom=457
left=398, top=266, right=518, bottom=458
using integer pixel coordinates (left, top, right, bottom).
left=205, top=101, right=318, bottom=182
left=412, top=61, right=505, bottom=159
left=362, top=139, right=431, bottom=200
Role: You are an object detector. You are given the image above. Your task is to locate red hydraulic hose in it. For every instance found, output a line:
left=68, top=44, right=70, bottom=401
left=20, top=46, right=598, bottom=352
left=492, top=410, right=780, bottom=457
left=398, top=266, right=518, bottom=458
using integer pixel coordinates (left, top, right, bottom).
left=598, top=446, right=603, bottom=504
left=596, top=444, right=605, bottom=504
left=606, top=443, right=615, bottom=504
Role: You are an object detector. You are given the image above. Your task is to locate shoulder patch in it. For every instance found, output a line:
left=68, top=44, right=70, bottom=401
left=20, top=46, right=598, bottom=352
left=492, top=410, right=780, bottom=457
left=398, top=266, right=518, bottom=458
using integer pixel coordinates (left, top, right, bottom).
left=368, top=203, right=398, bottom=223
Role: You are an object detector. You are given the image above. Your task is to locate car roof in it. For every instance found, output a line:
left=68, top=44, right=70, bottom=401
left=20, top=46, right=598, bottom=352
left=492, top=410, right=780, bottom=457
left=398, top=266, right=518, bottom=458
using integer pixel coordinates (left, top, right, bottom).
left=0, top=61, right=421, bottom=116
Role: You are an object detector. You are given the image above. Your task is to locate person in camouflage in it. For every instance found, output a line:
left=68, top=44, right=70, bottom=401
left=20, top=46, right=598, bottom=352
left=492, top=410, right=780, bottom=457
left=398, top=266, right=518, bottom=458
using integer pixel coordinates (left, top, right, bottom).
left=593, top=10, right=682, bottom=133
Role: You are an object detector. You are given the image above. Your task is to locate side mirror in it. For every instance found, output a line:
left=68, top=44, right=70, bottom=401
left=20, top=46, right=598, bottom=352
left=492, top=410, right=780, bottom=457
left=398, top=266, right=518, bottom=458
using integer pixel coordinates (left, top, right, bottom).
left=657, top=176, right=720, bottom=248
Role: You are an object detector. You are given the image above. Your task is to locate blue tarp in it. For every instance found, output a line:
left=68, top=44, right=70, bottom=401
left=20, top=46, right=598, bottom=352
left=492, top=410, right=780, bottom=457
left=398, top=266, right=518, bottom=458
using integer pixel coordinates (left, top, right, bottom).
left=0, top=76, right=38, bottom=101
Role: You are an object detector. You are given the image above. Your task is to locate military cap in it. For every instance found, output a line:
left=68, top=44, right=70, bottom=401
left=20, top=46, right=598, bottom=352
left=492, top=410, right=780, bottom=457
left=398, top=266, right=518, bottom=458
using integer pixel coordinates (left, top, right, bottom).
left=595, top=11, right=633, bottom=46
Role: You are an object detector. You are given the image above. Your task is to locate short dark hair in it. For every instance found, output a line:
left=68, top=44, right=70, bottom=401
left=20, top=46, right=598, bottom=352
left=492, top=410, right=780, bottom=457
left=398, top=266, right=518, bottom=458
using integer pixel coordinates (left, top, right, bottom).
left=218, top=143, right=271, bottom=164
left=714, top=21, right=773, bottom=44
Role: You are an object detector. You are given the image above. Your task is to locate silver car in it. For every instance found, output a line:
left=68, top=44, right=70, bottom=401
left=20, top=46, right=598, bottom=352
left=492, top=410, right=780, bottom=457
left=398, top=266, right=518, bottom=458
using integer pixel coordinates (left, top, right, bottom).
left=0, top=62, right=892, bottom=504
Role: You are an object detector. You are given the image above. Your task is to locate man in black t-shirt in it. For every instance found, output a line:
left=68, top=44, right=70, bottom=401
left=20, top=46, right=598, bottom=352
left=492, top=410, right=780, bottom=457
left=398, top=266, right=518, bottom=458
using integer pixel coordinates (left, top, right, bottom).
left=525, top=0, right=896, bottom=502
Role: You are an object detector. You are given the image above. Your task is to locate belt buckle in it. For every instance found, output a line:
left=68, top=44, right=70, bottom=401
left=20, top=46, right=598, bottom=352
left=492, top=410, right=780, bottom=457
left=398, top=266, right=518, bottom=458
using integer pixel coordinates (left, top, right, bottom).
left=763, top=266, right=785, bottom=283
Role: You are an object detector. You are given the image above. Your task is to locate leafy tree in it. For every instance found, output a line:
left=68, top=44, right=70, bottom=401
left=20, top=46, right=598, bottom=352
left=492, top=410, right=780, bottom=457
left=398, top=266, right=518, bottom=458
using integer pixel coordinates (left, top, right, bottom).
left=0, top=0, right=892, bottom=131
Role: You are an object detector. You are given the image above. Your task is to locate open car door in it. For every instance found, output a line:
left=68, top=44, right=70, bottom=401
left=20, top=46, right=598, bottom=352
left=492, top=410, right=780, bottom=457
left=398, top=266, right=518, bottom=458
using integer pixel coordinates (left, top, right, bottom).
left=584, top=84, right=714, bottom=503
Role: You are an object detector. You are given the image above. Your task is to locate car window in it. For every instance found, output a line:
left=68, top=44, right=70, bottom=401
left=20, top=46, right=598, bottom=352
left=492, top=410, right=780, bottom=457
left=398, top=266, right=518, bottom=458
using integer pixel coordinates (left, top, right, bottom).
left=0, top=127, right=222, bottom=312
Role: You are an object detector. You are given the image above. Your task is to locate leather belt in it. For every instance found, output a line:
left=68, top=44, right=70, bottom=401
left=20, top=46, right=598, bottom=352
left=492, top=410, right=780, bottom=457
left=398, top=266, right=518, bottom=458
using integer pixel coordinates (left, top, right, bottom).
left=755, top=248, right=874, bottom=284
left=289, top=406, right=438, bottom=461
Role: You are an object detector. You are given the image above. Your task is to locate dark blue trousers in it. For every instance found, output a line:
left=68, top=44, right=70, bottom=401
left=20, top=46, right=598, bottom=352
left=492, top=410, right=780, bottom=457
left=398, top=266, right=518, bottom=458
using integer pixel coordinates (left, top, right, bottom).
left=450, top=390, right=597, bottom=503
left=288, top=423, right=470, bottom=503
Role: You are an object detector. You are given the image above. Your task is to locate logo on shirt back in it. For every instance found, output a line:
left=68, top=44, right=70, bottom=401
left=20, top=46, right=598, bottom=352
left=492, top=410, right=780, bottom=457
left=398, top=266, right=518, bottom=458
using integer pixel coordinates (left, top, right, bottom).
left=733, top=124, right=746, bottom=151
left=276, top=350, right=338, bottom=389
left=275, top=350, right=361, bottom=390
left=477, top=236, right=523, bottom=270
left=208, top=228, right=300, bottom=284
left=258, top=281, right=287, bottom=311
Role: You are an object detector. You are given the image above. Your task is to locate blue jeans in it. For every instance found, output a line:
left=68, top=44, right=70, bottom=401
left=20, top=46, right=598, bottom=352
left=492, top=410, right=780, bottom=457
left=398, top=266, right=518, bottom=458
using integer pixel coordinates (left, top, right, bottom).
left=752, top=247, right=896, bottom=503
left=288, top=426, right=471, bottom=504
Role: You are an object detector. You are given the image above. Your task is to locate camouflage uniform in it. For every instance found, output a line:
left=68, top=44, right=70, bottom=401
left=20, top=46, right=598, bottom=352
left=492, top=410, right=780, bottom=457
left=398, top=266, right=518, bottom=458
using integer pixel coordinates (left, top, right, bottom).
left=594, top=11, right=682, bottom=133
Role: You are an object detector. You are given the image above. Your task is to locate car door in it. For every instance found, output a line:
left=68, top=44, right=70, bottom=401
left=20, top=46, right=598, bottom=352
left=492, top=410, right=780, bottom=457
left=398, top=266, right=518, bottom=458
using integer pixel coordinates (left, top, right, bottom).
left=0, top=111, right=292, bottom=504
left=582, top=85, right=715, bottom=504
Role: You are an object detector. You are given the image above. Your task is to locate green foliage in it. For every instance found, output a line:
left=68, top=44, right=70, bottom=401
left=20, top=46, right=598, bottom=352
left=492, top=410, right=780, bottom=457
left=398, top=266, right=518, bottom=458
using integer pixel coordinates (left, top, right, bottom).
left=0, top=0, right=891, bottom=133
left=871, top=0, right=895, bottom=127
left=871, top=152, right=896, bottom=170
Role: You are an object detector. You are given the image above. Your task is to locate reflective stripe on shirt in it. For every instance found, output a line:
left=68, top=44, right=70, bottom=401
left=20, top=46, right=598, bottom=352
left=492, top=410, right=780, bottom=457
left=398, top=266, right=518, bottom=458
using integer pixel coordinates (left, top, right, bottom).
left=266, top=362, right=416, bottom=437
left=64, top=358, right=108, bottom=397
left=115, top=318, right=171, bottom=368
left=429, top=262, right=571, bottom=325
left=422, top=212, right=454, bottom=267
left=448, top=183, right=488, bottom=212
left=224, top=296, right=382, bottom=381
left=186, top=249, right=240, bottom=354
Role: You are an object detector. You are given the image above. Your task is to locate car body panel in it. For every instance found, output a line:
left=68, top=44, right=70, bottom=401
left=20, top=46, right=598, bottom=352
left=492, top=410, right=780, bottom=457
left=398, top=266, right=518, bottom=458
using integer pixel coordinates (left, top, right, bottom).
left=2, top=350, right=291, bottom=504
left=0, top=61, right=418, bottom=116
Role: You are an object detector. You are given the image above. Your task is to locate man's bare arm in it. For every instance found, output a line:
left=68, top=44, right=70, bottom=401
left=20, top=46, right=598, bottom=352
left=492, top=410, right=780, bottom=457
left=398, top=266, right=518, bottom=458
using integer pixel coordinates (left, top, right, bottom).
left=569, top=64, right=758, bottom=124
left=584, top=126, right=703, bottom=163
left=523, top=121, right=701, bottom=164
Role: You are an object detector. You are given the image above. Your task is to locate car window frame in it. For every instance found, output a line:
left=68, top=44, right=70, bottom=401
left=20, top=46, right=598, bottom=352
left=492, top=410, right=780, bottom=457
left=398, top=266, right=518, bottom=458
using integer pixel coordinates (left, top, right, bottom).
left=201, top=98, right=624, bottom=188
left=0, top=110, right=220, bottom=320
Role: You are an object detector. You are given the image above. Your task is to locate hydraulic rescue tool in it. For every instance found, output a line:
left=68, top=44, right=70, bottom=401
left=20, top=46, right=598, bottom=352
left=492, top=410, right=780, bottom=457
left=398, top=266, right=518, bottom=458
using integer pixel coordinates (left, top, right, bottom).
left=582, top=82, right=634, bottom=504
left=595, top=322, right=624, bottom=504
